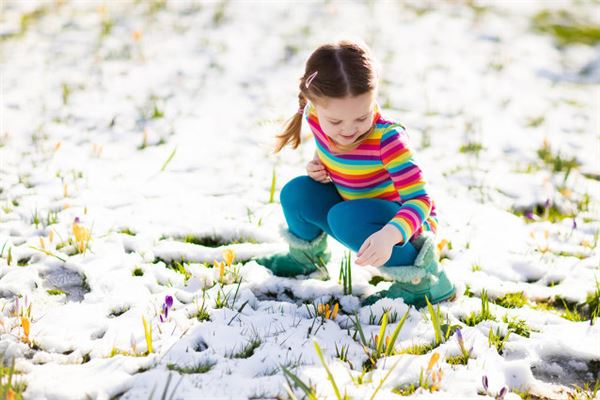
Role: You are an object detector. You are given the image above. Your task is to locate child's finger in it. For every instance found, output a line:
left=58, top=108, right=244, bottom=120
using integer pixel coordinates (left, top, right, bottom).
left=357, top=240, right=371, bottom=257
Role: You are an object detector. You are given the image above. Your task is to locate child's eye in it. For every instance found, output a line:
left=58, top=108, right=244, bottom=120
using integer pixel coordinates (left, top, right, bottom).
left=330, top=117, right=368, bottom=125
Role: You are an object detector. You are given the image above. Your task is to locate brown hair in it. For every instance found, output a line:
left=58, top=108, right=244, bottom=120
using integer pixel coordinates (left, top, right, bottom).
left=272, top=39, right=380, bottom=154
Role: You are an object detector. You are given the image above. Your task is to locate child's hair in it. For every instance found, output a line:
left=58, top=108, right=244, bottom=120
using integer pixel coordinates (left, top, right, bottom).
left=273, top=39, right=380, bottom=154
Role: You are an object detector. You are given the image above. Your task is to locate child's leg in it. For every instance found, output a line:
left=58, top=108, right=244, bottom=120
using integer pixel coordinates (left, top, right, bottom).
left=326, top=198, right=418, bottom=266
left=280, top=175, right=343, bottom=241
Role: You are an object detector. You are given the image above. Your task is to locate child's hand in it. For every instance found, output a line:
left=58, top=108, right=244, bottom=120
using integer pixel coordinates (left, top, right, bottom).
left=307, top=159, right=331, bottom=183
left=355, top=226, right=403, bottom=268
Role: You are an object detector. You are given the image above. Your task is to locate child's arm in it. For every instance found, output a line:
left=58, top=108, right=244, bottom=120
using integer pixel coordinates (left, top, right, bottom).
left=380, top=127, right=433, bottom=244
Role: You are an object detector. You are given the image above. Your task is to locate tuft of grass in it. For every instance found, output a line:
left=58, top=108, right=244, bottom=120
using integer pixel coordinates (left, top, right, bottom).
left=502, top=315, right=533, bottom=338
left=178, top=234, right=257, bottom=247
left=189, top=289, right=211, bottom=322
left=167, top=360, right=216, bottom=374
left=228, top=336, right=261, bottom=359
left=119, top=228, right=136, bottom=236
left=488, top=327, right=510, bottom=355
left=0, top=356, right=27, bottom=399
left=338, top=250, right=352, bottom=295
left=156, top=257, right=191, bottom=283
left=132, top=267, right=144, bottom=276
left=459, top=142, right=484, bottom=155
left=570, top=379, right=600, bottom=400
left=532, top=9, right=600, bottom=46
left=397, top=342, right=435, bottom=355
left=494, top=292, right=528, bottom=309
left=463, top=289, right=496, bottom=326
left=537, top=139, right=580, bottom=173
left=392, top=383, right=417, bottom=396
left=46, top=288, right=65, bottom=296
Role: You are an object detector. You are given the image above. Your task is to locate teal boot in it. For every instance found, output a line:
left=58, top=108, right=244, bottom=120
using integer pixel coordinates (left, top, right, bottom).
left=361, top=232, right=456, bottom=308
left=252, top=224, right=332, bottom=278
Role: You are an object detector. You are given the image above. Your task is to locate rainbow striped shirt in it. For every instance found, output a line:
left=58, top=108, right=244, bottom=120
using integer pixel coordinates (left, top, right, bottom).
left=303, top=101, right=438, bottom=243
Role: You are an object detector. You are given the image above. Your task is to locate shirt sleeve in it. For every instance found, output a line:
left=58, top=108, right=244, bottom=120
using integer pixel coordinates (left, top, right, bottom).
left=380, top=126, right=433, bottom=243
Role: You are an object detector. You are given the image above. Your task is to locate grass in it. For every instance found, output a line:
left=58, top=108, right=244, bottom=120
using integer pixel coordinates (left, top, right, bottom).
left=269, top=167, right=277, bottom=204
left=459, top=142, right=484, bottom=155
left=532, top=9, right=600, bottom=46
left=177, top=234, right=257, bottom=247
left=46, top=288, right=65, bottom=296
left=530, top=287, right=599, bottom=324
left=397, top=342, right=436, bottom=355
left=488, top=327, right=510, bottom=355
left=119, top=228, right=136, bottom=236
left=160, top=147, right=177, bottom=172
left=570, top=379, right=600, bottom=400
left=338, top=250, right=352, bottom=295
left=392, top=384, right=417, bottom=396
left=463, top=289, right=496, bottom=326
left=154, top=257, right=192, bottom=283
left=502, top=315, right=533, bottom=338
left=132, top=267, right=144, bottom=276
left=494, top=291, right=528, bottom=309
left=227, top=336, right=261, bottom=359
left=0, top=357, right=27, bottom=399
left=166, top=360, right=216, bottom=374
left=189, top=290, right=210, bottom=322
left=537, top=139, right=580, bottom=173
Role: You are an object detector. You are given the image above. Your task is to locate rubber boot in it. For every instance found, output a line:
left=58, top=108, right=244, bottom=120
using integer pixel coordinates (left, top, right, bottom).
left=361, top=232, right=456, bottom=308
left=252, top=224, right=332, bottom=278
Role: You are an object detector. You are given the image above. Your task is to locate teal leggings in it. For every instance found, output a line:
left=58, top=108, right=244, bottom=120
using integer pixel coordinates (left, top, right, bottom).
left=280, top=175, right=418, bottom=266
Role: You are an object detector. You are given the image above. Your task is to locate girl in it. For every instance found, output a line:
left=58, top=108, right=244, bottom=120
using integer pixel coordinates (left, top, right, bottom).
left=253, top=39, right=456, bottom=308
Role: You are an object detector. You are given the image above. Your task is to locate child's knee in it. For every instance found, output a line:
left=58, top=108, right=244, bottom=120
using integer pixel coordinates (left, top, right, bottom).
left=326, top=202, right=352, bottom=233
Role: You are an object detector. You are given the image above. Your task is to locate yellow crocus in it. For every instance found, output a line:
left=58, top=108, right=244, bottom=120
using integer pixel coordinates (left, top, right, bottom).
left=436, top=239, right=449, bottom=254
left=427, top=352, right=439, bottom=371
left=223, top=249, right=235, bottom=266
left=21, top=316, right=30, bottom=342
left=331, top=303, right=339, bottom=320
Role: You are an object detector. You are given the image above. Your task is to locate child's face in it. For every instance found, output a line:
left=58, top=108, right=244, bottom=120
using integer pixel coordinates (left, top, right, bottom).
left=313, top=91, right=376, bottom=146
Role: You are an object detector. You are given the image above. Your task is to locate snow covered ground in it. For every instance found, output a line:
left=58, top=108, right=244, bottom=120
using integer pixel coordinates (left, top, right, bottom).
left=1, top=0, right=599, bottom=399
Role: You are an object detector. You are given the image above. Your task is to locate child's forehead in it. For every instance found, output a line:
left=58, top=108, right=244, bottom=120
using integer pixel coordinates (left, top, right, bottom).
left=313, top=93, right=375, bottom=119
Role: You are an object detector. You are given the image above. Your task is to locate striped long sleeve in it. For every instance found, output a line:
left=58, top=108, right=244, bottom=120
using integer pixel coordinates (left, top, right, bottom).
left=380, top=127, right=433, bottom=243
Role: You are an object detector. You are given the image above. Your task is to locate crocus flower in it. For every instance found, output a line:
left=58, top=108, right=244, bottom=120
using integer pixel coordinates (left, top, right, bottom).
left=222, top=249, right=235, bottom=266
left=572, top=218, right=577, bottom=230
left=456, top=328, right=463, bottom=344
left=482, top=375, right=489, bottom=392
left=497, top=386, right=507, bottom=399
left=165, top=295, right=173, bottom=309
left=160, top=295, right=173, bottom=322
left=524, top=211, right=535, bottom=220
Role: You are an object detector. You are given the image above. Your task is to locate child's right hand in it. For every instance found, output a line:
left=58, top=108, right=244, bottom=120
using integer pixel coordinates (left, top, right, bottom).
left=307, top=159, right=331, bottom=183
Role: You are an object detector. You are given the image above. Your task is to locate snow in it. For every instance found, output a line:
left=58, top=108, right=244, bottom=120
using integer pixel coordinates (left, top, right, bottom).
left=1, top=0, right=599, bottom=399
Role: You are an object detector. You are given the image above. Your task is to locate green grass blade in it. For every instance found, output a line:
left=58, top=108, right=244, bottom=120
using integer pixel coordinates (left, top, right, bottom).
left=314, top=340, right=343, bottom=400
left=375, top=312, right=388, bottom=357
left=385, top=308, right=410, bottom=357
left=160, top=147, right=177, bottom=172
left=280, top=364, right=317, bottom=400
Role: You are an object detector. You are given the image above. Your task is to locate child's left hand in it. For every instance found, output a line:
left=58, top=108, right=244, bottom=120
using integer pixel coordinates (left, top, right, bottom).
left=355, top=225, right=403, bottom=268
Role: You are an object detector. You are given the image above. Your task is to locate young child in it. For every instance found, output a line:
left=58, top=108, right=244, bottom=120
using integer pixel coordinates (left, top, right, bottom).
left=254, top=39, right=455, bottom=308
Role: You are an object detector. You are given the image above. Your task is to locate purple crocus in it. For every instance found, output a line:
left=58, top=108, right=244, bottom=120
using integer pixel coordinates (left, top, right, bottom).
left=160, top=295, right=173, bottom=322
left=497, top=386, right=507, bottom=399
left=74, top=216, right=80, bottom=224
left=482, top=375, right=489, bottom=392
left=572, top=218, right=577, bottom=230
left=524, top=211, right=535, bottom=220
